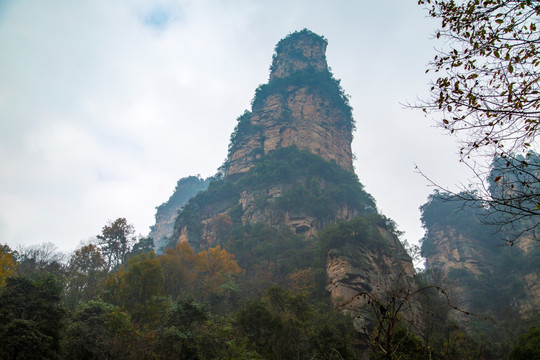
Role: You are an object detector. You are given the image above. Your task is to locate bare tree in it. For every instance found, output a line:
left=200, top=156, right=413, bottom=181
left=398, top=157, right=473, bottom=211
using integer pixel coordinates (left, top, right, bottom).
left=416, top=0, right=540, bottom=240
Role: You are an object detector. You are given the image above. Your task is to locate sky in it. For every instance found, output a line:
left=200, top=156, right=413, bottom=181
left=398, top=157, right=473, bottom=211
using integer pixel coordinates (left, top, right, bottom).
left=0, top=0, right=470, bottom=255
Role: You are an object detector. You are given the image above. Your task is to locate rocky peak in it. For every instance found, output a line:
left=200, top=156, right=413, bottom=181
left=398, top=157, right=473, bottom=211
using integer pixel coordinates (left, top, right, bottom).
left=269, top=29, right=328, bottom=81
left=223, top=29, right=354, bottom=177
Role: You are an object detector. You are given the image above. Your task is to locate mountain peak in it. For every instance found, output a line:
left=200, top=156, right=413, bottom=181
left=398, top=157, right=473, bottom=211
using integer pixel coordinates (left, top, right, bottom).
left=269, top=29, right=329, bottom=81
left=223, top=30, right=354, bottom=177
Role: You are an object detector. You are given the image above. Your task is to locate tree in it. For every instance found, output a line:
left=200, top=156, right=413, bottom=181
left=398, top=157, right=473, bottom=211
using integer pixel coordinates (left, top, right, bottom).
left=509, top=326, right=540, bottom=360
left=64, top=243, right=107, bottom=309
left=236, top=286, right=355, bottom=360
left=63, top=299, right=142, bottom=360
left=113, top=252, right=166, bottom=325
left=156, top=297, right=209, bottom=360
left=97, top=218, right=136, bottom=270
left=159, top=241, right=200, bottom=299
left=0, top=244, right=16, bottom=287
left=197, top=245, right=243, bottom=301
left=15, top=242, right=65, bottom=279
left=0, top=275, right=64, bottom=360
left=130, top=236, right=155, bottom=257
left=418, top=0, right=540, bottom=238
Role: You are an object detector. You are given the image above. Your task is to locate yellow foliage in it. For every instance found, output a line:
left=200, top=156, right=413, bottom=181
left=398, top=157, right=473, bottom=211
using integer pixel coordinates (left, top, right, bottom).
left=198, top=245, right=243, bottom=278
left=0, top=247, right=16, bottom=287
left=288, top=267, right=315, bottom=293
left=159, top=242, right=243, bottom=300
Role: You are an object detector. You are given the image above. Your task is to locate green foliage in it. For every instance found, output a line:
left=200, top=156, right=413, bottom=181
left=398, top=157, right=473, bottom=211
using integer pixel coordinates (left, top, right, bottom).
left=318, top=215, right=397, bottom=256
left=226, top=222, right=319, bottom=296
left=155, top=175, right=210, bottom=215
left=0, top=275, right=64, bottom=360
left=64, top=243, right=107, bottom=310
left=509, top=326, right=540, bottom=360
left=235, top=286, right=356, bottom=360
left=116, top=251, right=167, bottom=325
left=420, top=189, right=537, bottom=316
left=174, top=146, right=376, bottom=250
left=226, top=110, right=259, bottom=160
left=252, top=68, right=354, bottom=131
left=63, top=299, right=140, bottom=360
left=419, top=190, right=500, bottom=255
left=15, top=242, right=65, bottom=280
left=129, top=236, right=155, bottom=257
left=272, top=29, right=328, bottom=62
left=156, top=298, right=210, bottom=360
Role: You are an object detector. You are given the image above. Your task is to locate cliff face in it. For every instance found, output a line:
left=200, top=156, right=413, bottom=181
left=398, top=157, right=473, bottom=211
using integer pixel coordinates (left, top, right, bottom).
left=149, top=176, right=210, bottom=252
left=224, top=30, right=354, bottom=177
left=167, top=29, right=414, bottom=313
left=421, top=192, right=540, bottom=318
left=326, top=226, right=415, bottom=311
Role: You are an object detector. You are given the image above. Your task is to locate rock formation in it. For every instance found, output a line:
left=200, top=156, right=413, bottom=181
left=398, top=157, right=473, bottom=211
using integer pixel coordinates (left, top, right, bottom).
left=420, top=192, right=540, bottom=318
left=223, top=30, right=354, bottom=177
left=159, top=29, right=414, bottom=315
left=149, top=176, right=210, bottom=251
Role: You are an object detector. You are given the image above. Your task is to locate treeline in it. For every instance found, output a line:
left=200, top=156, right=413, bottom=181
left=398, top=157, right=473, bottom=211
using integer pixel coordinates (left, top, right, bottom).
left=0, top=218, right=356, bottom=359
left=1, top=215, right=538, bottom=359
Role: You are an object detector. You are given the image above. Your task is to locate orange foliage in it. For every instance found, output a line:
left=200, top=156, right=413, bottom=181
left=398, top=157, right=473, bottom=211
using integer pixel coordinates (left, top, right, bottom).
left=288, top=267, right=315, bottom=293
left=159, top=242, right=243, bottom=300
left=0, top=247, right=16, bottom=287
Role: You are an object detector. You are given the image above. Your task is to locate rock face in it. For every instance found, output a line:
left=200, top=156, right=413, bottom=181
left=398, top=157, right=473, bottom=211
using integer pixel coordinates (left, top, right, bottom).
left=421, top=193, right=540, bottom=318
left=326, top=226, right=415, bottom=311
left=149, top=176, right=210, bottom=252
left=168, top=29, right=414, bottom=313
left=224, top=30, right=354, bottom=177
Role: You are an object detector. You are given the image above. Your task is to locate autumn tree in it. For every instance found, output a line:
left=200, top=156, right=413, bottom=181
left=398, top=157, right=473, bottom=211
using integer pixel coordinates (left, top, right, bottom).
left=159, top=241, right=200, bottom=299
left=97, top=218, right=136, bottom=270
left=197, top=245, right=243, bottom=301
left=0, top=244, right=16, bottom=287
left=418, top=0, right=540, bottom=237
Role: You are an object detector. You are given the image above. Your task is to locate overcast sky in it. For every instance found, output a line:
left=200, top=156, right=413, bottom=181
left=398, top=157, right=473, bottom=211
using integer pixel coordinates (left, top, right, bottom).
left=0, top=0, right=470, bottom=254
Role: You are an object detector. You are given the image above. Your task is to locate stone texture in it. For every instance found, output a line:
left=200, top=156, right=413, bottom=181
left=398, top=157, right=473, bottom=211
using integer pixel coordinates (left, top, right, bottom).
left=224, top=31, right=353, bottom=177
left=326, top=227, right=415, bottom=311
left=269, top=30, right=328, bottom=81
left=423, top=226, right=540, bottom=316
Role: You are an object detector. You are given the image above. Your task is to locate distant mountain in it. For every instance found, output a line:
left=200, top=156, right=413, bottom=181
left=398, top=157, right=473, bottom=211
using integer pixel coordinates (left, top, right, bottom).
left=149, top=175, right=210, bottom=252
